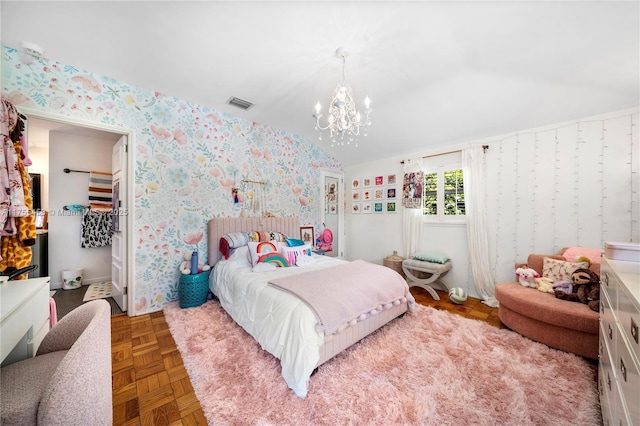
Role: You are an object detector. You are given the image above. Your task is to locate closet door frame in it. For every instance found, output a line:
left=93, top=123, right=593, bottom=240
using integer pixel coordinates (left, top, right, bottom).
left=319, top=169, right=345, bottom=258
left=19, top=107, right=137, bottom=317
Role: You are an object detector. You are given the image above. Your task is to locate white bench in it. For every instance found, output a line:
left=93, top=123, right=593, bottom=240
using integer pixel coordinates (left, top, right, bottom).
left=402, top=258, right=452, bottom=300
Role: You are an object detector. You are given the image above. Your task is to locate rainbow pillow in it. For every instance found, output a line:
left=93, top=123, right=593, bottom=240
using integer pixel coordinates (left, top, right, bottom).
left=248, top=241, right=278, bottom=266
left=257, top=252, right=290, bottom=268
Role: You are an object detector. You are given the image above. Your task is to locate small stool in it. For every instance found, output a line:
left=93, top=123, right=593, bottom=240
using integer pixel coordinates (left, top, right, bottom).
left=402, top=258, right=452, bottom=300
left=179, top=271, right=210, bottom=308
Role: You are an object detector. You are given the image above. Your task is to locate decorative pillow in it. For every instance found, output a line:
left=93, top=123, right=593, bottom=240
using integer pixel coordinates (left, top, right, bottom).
left=227, top=245, right=250, bottom=265
left=285, top=238, right=306, bottom=247
left=542, top=257, right=589, bottom=282
left=219, top=232, right=250, bottom=259
left=248, top=241, right=279, bottom=266
left=413, top=252, right=450, bottom=264
left=248, top=231, right=288, bottom=243
left=281, top=244, right=312, bottom=265
left=257, top=252, right=290, bottom=268
left=562, top=247, right=603, bottom=265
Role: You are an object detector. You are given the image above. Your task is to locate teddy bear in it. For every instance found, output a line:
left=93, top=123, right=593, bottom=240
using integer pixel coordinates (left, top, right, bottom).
left=533, top=277, right=554, bottom=294
left=515, top=266, right=539, bottom=288
left=554, top=268, right=600, bottom=311
left=180, top=252, right=211, bottom=275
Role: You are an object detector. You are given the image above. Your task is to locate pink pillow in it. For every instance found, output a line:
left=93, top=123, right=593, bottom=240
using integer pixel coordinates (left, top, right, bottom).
left=562, top=247, right=603, bottom=264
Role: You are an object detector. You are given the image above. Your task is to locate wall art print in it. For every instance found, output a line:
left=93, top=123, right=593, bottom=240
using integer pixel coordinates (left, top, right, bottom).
left=402, top=172, right=423, bottom=208
left=2, top=46, right=342, bottom=315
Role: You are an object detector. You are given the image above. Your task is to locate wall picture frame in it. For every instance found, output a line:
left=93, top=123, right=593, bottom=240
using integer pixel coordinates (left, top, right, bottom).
left=300, top=226, right=315, bottom=245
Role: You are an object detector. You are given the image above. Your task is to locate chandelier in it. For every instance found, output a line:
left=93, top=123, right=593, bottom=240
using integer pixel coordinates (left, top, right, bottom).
left=313, top=47, right=372, bottom=147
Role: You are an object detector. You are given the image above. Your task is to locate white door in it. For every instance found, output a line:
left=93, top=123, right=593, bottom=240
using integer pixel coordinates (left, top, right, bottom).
left=111, top=136, right=127, bottom=312
left=319, top=170, right=344, bottom=258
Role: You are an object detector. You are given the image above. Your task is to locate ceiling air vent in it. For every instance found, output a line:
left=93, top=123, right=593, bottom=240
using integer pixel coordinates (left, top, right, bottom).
left=226, top=96, right=254, bottom=110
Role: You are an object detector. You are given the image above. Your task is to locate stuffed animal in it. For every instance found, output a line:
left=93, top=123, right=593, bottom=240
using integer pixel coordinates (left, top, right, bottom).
left=180, top=252, right=211, bottom=275
left=553, top=280, right=573, bottom=294
left=554, top=268, right=600, bottom=312
left=533, top=277, right=554, bottom=294
left=515, top=266, right=539, bottom=288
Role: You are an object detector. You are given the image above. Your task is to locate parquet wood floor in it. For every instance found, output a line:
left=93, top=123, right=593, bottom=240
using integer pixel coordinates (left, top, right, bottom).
left=111, top=288, right=501, bottom=425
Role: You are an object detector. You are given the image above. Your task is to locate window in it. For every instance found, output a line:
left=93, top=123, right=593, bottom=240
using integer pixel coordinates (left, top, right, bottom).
left=422, top=165, right=465, bottom=220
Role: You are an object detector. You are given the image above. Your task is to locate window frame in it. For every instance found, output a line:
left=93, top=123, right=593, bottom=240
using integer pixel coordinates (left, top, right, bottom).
left=422, top=162, right=466, bottom=223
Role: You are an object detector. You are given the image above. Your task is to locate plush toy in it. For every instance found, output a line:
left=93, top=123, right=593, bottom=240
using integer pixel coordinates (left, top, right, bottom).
left=554, top=268, right=600, bottom=312
left=553, top=280, right=573, bottom=294
left=515, top=266, right=539, bottom=288
left=533, top=277, right=554, bottom=294
left=180, top=252, right=211, bottom=275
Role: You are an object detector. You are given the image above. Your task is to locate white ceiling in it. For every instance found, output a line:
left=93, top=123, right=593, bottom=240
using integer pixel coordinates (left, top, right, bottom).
left=2, top=1, right=638, bottom=166
left=26, top=118, right=122, bottom=149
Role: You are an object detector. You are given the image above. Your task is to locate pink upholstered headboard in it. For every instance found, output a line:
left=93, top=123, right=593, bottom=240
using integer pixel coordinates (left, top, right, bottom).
left=207, top=216, right=301, bottom=266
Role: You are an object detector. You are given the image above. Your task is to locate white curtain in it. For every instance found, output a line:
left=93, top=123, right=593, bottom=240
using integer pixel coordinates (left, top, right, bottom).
left=402, top=158, right=423, bottom=258
left=462, top=146, right=498, bottom=307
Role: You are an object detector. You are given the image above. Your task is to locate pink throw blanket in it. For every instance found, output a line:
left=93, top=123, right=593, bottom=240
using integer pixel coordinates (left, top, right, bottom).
left=269, top=259, right=414, bottom=335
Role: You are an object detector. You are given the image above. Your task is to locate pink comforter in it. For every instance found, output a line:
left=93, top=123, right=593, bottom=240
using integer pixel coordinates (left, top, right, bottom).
left=269, top=259, right=414, bottom=335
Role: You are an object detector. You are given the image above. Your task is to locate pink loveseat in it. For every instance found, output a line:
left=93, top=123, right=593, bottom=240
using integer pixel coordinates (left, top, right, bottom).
left=495, top=251, right=600, bottom=360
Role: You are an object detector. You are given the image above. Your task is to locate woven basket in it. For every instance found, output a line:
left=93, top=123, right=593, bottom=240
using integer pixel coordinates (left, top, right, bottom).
left=179, top=271, right=210, bottom=308
left=383, top=251, right=406, bottom=279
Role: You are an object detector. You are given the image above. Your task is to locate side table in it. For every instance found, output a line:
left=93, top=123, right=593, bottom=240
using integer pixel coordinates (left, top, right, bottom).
left=179, top=271, right=210, bottom=308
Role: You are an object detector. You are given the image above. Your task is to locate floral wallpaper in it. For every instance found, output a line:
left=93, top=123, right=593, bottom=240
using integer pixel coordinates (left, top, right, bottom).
left=2, top=45, right=342, bottom=315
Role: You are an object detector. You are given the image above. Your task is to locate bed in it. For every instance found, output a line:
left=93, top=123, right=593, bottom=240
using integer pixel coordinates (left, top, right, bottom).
left=207, top=216, right=414, bottom=397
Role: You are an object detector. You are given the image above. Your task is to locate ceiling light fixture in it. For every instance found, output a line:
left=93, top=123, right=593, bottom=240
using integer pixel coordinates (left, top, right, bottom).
left=313, top=47, right=372, bottom=147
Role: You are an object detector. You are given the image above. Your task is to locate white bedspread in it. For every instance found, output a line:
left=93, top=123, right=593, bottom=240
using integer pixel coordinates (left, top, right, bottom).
left=210, top=254, right=348, bottom=398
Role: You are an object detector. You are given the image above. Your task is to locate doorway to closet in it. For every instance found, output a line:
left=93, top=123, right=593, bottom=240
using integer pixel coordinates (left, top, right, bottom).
left=25, top=111, right=133, bottom=316
left=319, top=170, right=344, bottom=258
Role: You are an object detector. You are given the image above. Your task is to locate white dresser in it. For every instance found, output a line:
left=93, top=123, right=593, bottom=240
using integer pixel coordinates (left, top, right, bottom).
left=599, top=257, right=640, bottom=425
left=0, top=277, right=50, bottom=365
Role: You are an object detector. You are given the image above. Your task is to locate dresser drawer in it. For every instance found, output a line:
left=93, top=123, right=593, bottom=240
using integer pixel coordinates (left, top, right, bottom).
left=599, top=362, right=614, bottom=426
left=1, top=299, right=32, bottom=362
left=600, top=288, right=616, bottom=348
left=617, top=283, right=640, bottom=361
left=599, top=324, right=616, bottom=426
left=31, top=319, right=49, bottom=355
left=31, top=283, right=50, bottom=334
left=616, top=329, right=640, bottom=424
left=601, top=261, right=619, bottom=311
left=614, top=379, right=634, bottom=426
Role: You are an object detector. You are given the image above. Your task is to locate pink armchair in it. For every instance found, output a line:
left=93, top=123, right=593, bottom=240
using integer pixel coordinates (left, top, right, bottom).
left=1, top=300, right=112, bottom=425
left=495, top=251, right=600, bottom=360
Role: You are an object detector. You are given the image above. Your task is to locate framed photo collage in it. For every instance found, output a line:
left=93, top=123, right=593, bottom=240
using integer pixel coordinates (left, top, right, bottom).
left=350, top=174, right=397, bottom=214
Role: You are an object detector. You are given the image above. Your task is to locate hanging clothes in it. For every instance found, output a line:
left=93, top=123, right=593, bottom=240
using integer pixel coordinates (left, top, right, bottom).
left=0, top=98, right=29, bottom=237
left=0, top=140, right=37, bottom=278
left=81, top=207, right=113, bottom=248
left=88, top=171, right=113, bottom=212
left=11, top=112, right=32, bottom=167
